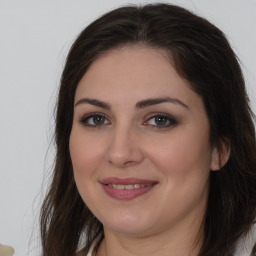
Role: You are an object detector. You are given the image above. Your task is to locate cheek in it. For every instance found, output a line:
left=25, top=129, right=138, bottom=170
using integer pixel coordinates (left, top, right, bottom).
left=69, top=129, right=107, bottom=211
left=69, top=129, right=105, bottom=179
left=146, top=126, right=212, bottom=181
left=147, top=128, right=211, bottom=215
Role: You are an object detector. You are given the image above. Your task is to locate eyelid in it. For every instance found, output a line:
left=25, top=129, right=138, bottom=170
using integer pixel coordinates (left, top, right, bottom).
left=79, top=112, right=111, bottom=127
left=143, top=112, right=177, bottom=128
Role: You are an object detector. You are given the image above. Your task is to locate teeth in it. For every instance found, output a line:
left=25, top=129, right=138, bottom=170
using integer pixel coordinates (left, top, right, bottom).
left=109, top=184, right=152, bottom=189
left=124, top=184, right=134, bottom=189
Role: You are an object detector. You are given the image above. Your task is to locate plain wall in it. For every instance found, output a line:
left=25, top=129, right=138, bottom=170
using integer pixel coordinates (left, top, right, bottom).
left=0, top=0, right=255, bottom=255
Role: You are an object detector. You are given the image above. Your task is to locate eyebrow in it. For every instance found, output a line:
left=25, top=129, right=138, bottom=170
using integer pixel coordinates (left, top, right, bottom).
left=75, top=98, right=111, bottom=109
left=74, top=97, right=189, bottom=110
left=135, top=97, right=189, bottom=109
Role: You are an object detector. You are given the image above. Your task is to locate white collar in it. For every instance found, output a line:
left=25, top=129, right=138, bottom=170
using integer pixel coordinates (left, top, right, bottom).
left=235, top=224, right=256, bottom=256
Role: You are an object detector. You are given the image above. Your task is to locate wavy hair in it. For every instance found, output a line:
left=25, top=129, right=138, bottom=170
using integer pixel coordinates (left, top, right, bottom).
left=40, top=3, right=256, bottom=256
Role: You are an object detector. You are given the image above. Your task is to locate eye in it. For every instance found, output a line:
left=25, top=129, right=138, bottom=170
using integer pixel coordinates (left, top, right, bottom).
left=143, top=113, right=177, bottom=128
left=80, top=113, right=110, bottom=127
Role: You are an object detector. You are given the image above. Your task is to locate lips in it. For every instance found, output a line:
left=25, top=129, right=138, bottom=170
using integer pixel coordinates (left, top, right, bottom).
left=100, top=177, right=158, bottom=200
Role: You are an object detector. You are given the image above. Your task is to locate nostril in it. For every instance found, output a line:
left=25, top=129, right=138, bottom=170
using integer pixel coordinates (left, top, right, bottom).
left=123, top=160, right=136, bottom=166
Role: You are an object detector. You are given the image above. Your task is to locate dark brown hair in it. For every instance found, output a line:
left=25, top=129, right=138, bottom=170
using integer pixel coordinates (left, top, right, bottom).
left=40, top=3, right=256, bottom=256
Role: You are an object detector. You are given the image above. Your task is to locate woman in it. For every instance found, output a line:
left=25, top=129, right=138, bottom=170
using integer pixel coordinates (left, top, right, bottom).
left=40, top=3, right=256, bottom=256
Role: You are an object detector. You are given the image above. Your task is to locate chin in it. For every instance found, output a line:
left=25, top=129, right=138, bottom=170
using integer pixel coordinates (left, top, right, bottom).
left=101, top=213, right=155, bottom=235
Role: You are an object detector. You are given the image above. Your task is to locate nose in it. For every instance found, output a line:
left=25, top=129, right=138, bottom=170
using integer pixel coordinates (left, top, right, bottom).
left=105, top=126, right=144, bottom=168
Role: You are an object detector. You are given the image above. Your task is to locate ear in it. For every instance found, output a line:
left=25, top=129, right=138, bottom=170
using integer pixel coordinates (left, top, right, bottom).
left=210, top=139, right=230, bottom=171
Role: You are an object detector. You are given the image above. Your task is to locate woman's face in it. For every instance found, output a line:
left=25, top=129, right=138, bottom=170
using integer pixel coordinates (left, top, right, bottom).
left=69, top=46, right=218, bottom=237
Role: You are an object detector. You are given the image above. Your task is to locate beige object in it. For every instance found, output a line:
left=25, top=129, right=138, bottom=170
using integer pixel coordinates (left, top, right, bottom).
left=0, top=244, right=14, bottom=256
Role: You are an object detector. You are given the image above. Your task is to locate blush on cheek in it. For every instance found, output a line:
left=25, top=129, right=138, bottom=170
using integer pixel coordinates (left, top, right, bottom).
left=148, top=135, right=211, bottom=181
left=69, top=133, right=89, bottom=166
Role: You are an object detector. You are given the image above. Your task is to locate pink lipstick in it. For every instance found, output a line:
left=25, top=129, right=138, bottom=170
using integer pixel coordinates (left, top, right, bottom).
left=100, top=177, right=158, bottom=200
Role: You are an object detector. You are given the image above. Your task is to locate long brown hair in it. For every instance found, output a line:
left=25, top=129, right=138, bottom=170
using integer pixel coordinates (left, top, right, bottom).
left=40, top=3, right=256, bottom=255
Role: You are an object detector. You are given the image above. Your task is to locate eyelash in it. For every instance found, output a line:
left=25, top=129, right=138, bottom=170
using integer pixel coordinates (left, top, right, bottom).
left=79, top=113, right=110, bottom=128
left=79, top=113, right=177, bottom=129
left=143, top=113, right=177, bottom=129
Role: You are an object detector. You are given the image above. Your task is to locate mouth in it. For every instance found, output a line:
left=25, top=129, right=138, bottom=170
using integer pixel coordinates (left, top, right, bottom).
left=106, top=183, right=153, bottom=189
left=100, top=177, right=158, bottom=200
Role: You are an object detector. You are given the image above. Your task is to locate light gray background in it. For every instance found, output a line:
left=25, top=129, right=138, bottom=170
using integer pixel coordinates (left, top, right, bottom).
left=0, top=0, right=255, bottom=255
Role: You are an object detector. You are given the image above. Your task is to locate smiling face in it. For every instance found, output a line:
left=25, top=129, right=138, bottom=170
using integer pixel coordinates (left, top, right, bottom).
left=69, top=46, right=218, bottom=238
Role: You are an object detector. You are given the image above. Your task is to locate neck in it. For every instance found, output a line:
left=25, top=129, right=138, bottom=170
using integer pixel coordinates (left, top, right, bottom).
left=97, top=222, right=203, bottom=256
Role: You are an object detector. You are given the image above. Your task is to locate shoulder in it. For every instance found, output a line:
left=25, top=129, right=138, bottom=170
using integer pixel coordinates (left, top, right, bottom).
left=76, top=249, right=94, bottom=256
left=235, top=223, right=256, bottom=256
left=76, top=240, right=97, bottom=256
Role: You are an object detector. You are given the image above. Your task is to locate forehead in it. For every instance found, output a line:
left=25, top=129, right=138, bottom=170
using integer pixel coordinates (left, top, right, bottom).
left=75, top=45, right=203, bottom=111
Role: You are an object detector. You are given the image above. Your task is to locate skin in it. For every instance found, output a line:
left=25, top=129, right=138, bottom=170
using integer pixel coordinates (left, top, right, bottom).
left=69, top=46, right=221, bottom=256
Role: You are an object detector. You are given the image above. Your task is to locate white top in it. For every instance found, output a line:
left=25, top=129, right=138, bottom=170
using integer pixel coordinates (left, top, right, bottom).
left=235, top=224, right=256, bottom=256
left=87, top=244, right=95, bottom=256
